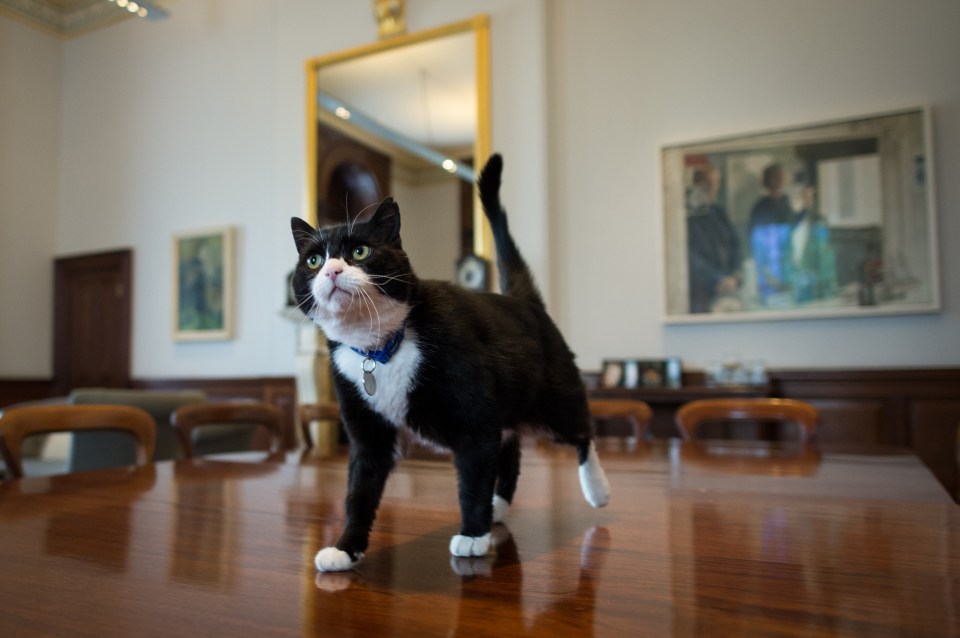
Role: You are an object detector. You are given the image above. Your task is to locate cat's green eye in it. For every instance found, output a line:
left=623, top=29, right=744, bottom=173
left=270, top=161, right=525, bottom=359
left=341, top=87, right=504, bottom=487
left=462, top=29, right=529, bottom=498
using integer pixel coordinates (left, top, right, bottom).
left=353, top=245, right=372, bottom=261
left=306, top=254, right=323, bottom=270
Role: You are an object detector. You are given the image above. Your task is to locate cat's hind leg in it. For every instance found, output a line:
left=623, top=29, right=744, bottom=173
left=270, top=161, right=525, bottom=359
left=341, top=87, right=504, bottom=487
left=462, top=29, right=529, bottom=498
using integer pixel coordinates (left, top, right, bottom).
left=545, top=393, right=611, bottom=509
left=493, top=431, right=521, bottom=523
left=576, top=438, right=610, bottom=508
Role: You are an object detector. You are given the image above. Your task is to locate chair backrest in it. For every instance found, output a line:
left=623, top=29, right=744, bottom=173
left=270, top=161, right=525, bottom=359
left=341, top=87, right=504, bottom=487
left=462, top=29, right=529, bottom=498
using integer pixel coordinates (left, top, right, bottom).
left=589, top=399, right=653, bottom=439
left=298, top=402, right=341, bottom=450
left=675, top=398, right=819, bottom=442
left=172, top=402, right=283, bottom=458
left=0, top=405, right=156, bottom=479
left=68, top=388, right=207, bottom=469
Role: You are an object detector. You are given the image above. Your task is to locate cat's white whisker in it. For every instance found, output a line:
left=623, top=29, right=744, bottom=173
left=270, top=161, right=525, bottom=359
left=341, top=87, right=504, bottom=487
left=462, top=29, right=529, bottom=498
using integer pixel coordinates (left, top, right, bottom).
left=367, top=273, right=413, bottom=284
left=357, top=286, right=383, bottom=347
left=367, top=273, right=413, bottom=297
left=356, top=199, right=380, bottom=220
left=344, top=199, right=381, bottom=238
left=345, top=289, right=362, bottom=317
left=341, top=193, right=353, bottom=237
left=357, top=288, right=374, bottom=336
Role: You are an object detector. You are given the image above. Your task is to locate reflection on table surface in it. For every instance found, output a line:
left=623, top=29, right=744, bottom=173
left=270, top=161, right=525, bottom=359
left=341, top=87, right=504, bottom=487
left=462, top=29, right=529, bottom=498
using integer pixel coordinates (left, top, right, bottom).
left=1, top=439, right=957, bottom=637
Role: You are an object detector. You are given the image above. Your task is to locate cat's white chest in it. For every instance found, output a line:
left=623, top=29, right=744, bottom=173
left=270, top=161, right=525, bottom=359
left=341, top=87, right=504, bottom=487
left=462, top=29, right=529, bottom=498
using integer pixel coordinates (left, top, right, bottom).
left=332, top=332, right=421, bottom=428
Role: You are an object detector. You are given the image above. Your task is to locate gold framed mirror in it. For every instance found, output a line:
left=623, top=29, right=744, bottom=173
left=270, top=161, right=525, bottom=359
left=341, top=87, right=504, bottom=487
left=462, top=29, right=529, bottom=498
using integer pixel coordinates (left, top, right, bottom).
left=305, top=15, right=492, bottom=277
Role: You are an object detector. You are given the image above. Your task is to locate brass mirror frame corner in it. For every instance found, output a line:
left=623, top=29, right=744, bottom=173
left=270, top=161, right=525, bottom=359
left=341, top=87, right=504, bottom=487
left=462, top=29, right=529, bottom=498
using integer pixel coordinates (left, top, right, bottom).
left=304, top=14, right=492, bottom=260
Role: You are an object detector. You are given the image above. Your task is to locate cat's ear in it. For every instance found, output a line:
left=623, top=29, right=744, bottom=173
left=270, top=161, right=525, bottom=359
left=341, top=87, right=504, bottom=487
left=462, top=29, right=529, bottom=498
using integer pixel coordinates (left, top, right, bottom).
left=291, top=217, right=317, bottom=253
left=370, top=198, right=401, bottom=243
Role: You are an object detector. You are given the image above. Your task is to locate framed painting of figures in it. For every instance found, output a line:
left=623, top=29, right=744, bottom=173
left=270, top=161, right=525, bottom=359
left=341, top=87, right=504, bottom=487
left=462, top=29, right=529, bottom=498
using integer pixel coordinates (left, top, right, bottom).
left=661, top=108, right=939, bottom=323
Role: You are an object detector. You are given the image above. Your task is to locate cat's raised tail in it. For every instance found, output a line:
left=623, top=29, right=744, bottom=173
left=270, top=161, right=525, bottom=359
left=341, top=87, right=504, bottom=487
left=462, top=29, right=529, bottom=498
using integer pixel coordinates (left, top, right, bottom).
left=477, top=154, right=545, bottom=309
left=478, top=154, right=610, bottom=511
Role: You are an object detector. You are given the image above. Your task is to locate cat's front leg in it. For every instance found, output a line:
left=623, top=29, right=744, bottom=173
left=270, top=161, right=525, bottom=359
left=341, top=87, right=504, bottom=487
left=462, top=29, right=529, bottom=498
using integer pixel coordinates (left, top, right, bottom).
left=315, top=433, right=397, bottom=572
left=314, top=546, right=357, bottom=572
left=449, top=442, right=499, bottom=557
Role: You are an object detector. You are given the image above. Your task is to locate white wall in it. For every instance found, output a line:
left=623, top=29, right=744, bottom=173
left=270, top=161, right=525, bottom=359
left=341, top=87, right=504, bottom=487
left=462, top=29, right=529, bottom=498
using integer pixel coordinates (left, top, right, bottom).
left=548, top=0, right=960, bottom=370
left=1, top=0, right=958, bottom=381
left=0, top=0, right=546, bottom=380
left=0, top=16, right=61, bottom=377
left=58, top=0, right=281, bottom=378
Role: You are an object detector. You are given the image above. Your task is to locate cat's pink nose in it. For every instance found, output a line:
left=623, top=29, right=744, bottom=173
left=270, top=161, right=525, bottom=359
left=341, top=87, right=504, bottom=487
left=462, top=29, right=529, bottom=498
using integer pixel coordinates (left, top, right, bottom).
left=325, top=264, right=343, bottom=281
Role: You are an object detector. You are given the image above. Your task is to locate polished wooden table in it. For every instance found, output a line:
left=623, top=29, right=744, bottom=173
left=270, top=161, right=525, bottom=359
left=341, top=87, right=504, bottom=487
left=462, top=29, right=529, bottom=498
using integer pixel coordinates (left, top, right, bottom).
left=1, top=440, right=957, bottom=636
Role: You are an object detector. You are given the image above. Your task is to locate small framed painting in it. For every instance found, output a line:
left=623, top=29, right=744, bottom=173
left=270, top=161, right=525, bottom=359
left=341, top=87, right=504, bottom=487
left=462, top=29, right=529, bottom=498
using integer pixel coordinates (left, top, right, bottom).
left=173, top=226, right=234, bottom=341
left=661, top=107, right=939, bottom=323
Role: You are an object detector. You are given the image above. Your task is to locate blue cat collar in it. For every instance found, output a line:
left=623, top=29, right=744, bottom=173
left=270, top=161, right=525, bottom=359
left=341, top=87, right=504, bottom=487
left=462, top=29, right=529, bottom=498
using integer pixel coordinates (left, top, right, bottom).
left=349, top=326, right=406, bottom=364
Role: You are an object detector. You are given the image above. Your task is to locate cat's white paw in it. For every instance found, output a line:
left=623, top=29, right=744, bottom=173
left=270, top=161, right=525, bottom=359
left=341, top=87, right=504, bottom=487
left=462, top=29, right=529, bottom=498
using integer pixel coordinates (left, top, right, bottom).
left=492, top=495, right=510, bottom=523
left=579, top=441, right=610, bottom=508
left=449, top=533, right=491, bottom=557
left=315, top=547, right=359, bottom=572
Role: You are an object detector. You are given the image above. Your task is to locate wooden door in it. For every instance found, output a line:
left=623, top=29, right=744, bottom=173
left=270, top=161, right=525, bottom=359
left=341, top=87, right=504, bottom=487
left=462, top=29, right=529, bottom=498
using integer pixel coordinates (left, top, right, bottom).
left=54, top=250, right=132, bottom=393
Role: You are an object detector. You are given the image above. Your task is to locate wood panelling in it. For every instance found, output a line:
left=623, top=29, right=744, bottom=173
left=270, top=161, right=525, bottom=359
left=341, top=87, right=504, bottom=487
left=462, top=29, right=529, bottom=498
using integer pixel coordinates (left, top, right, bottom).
left=770, top=368, right=960, bottom=445
left=770, top=370, right=960, bottom=491
left=0, top=379, right=55, bottom=409
left=909, top=400, right=960, bottom=502
left=806, top=399, right=886, bottom=445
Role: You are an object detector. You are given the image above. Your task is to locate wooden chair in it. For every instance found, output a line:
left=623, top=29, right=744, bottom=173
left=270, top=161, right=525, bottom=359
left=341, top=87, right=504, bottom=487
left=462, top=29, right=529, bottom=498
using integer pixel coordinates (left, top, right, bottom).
left=675, top=398, right=819, bottom=442
left=171, top=402, right=284, bottom=458
left=589, top=399, right=654, bottom=439
left=0, top=405, right=156, bottom=479
left=67, top=387, right=207, bottom=470
left=298, top=402, right=341, bottom=450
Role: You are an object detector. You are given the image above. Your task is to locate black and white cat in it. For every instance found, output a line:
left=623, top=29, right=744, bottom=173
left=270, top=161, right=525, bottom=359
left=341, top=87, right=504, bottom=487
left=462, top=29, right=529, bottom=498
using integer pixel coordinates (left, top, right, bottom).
left=290, top=154, right=609, bottom=572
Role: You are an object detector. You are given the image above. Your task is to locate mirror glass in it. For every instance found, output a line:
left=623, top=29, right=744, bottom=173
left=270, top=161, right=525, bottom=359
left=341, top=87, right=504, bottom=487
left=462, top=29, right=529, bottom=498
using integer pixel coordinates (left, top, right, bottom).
left=306, top=16, right=491, bottom=282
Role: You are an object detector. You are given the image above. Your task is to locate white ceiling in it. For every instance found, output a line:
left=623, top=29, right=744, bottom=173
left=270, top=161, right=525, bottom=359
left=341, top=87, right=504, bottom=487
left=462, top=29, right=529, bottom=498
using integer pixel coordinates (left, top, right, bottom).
left=3, top=0, right=477, bottom=168
left=0, top=0, right=169, bottom=38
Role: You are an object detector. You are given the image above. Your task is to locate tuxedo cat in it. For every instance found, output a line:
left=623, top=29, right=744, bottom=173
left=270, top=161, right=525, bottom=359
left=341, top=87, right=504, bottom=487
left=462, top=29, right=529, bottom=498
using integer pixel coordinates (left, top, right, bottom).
left=291, top=154, right=609, bottom=572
